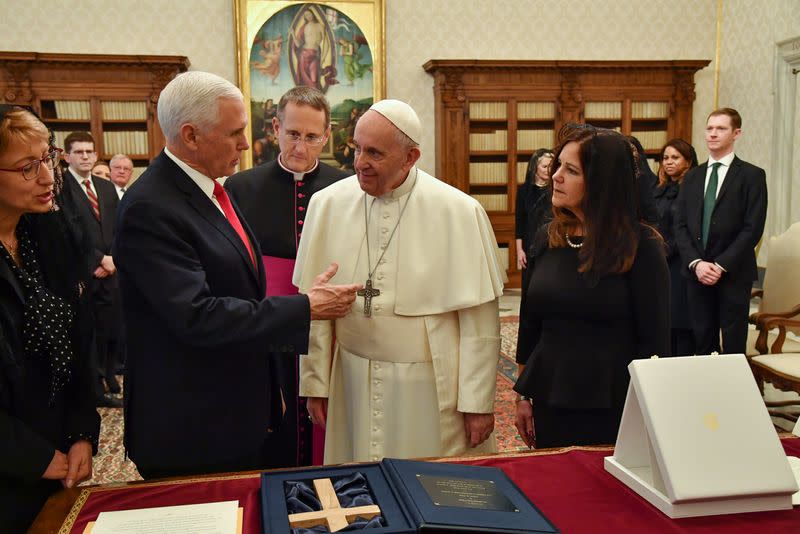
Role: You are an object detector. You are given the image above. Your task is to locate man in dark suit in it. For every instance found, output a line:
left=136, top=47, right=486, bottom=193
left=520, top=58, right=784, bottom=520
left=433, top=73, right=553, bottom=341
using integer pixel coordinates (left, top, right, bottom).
left=59, top=131, right=123, bottom=407
left=675, top=108, right=767, bottom=355
left=113, top=71, right=359, bottom=479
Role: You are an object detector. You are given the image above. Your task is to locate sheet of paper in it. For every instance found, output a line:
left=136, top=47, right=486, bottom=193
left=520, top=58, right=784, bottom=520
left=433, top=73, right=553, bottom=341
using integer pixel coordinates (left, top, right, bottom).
left=90, top=500, right=239, bottom=534
left=788, top=457, right=800, bottom=505
left=792, top=418, right=799, bottom=437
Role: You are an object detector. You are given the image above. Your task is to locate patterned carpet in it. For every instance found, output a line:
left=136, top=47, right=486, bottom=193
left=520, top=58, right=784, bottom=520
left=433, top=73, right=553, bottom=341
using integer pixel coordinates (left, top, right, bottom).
left=86, top=316, right=525, bottom=485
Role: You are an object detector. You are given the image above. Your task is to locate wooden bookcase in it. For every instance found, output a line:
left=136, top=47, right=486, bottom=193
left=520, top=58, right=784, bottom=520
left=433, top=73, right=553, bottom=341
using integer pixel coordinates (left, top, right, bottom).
left=0, top=52, right=189, bottom=180
left=423, top=60, right=709, bottom=288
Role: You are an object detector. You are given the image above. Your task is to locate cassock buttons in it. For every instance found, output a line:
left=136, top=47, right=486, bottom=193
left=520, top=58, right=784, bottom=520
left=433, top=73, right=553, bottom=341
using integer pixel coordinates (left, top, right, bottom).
left=298, top=220, right=304, bottom=225
left=298, top=206, right=305, bottom=211
left=298, top=193, right=305, bottom=199
left=297, top=181, right=304, bottom=187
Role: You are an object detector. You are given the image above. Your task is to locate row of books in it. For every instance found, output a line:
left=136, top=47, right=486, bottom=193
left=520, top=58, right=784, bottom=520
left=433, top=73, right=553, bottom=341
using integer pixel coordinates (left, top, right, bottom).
left=469, top=130, right=508, bottom=151
left=518, top=102, right=556, bottom=120
left=102, top=101, right=148, bottom=121
left=103, top=131, right=149, bottom=155
left=584, top=101, right=622, bottom=119
left=517, top=161, right=529, bottom=184
left=632, top=101, right=669, bottom=119
left=469, top=102, right=507, bottom=120
left=631, top=130, right=668, bottom=151
left=471, top=193, right=507, bottom=212
left=53, top=100, right=91, bottom=120
left=469, top=162, right=507, bottom=184
left=517, top=129, right=555, bottom=151
left=496, top=246, right=510, bottom=271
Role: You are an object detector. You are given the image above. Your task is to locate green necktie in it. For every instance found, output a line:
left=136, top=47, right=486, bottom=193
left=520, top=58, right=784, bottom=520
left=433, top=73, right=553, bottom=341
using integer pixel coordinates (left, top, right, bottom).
left=701, top=162, right=721, bottom=248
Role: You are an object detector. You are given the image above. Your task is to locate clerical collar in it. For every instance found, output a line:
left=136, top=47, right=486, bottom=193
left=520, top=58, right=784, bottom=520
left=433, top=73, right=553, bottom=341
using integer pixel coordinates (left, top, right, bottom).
left=277, top=153, right=318, bottom=182
left=379, top=166, right=418, bottom=200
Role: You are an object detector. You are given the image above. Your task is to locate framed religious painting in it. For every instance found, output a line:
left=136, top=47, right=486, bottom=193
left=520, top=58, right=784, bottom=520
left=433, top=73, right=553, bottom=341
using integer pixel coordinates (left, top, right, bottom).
left=235, top=0, right=385, bottom=170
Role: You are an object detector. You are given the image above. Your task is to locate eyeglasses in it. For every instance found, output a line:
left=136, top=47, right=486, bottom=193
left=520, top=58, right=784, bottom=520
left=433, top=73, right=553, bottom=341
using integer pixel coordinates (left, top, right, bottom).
left=282, top=131, right=327, bottom=146
left=0, top=148, right=62, bottom=180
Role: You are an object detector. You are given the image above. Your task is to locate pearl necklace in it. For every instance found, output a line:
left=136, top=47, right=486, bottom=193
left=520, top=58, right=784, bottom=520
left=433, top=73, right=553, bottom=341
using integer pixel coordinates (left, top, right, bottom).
left=565, top=233, right=583, bottom=249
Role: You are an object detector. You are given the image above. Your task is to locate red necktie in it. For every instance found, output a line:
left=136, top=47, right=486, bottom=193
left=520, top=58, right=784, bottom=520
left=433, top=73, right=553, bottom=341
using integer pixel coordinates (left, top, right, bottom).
left=82, top=179, right=101, bottom=221
left=213, top=181, right=256, bottom=268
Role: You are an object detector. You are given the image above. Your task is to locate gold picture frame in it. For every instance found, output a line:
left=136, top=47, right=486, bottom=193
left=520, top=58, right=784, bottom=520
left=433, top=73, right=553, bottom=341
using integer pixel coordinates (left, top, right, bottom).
left=234, top=0, right=386, bottom=170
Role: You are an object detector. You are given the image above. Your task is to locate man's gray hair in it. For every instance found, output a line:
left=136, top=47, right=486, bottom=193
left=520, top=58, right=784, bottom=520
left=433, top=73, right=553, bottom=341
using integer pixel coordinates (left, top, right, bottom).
left=157, top=71, right=243, bottom=143
left=109, top=153, right=133, bottom=167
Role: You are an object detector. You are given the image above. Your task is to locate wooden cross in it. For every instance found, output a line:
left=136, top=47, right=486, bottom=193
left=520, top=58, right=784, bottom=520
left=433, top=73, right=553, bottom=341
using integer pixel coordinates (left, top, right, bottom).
left=287, top=478, right=381, bottom=532
left=357, top=278, right=381, bottom=316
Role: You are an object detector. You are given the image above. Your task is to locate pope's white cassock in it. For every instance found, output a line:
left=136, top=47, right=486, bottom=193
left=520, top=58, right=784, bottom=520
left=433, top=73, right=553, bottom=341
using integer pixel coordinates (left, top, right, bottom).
left=293, top=162, right=506, bottom=464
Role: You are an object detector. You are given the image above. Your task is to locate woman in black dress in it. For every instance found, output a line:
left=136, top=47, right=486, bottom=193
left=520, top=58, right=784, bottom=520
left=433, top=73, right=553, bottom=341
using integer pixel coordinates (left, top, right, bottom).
left=513, top=124, right=670, bottom=448
left=515, top=148, right=554, bottom=277
left=0, top=105, right=100, bottom=532
left=654, top=138, right=698, bottom=356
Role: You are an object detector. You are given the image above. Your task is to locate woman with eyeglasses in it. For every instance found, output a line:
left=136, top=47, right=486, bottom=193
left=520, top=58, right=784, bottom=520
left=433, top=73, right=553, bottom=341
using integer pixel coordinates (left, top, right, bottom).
left=513, top=124, right=669, bottom=448
left=0, top=105, right=99, bottom=532
left=655, top=138, right=699, bottom=356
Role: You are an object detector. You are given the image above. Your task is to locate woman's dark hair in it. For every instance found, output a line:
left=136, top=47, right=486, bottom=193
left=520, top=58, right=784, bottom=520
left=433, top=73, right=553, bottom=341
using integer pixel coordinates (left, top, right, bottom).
left=657, top=138, right=698, bottom=186
left=548, top=124, right=644, bottom=279
left=0, top=105, right=90, bottom=303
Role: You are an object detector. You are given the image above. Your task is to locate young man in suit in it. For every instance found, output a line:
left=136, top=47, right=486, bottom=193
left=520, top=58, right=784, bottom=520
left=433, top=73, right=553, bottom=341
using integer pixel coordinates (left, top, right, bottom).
left=112, top=71, right=360, bottom=478
left=675, top=108, right=768, bottom=355
left=60, top=131, right=123, bottom=407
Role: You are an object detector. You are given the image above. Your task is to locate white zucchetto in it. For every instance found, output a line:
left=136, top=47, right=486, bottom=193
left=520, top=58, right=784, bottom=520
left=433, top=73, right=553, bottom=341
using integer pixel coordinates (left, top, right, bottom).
left=368, top=99, right=422, bottom=145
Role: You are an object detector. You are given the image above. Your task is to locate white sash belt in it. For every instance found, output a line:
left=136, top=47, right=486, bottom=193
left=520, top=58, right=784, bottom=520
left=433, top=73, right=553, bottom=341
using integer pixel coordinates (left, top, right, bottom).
left=336, top=313, right=431, bottom=363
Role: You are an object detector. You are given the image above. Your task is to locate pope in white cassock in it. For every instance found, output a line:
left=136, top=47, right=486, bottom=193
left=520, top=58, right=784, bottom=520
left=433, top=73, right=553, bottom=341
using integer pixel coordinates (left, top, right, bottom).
left=293, top=99, right=506, bottom=464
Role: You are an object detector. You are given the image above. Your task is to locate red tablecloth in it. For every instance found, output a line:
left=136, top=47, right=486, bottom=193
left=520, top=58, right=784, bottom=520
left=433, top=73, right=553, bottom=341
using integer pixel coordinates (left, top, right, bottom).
left=64, top=438, right=800, bottom=533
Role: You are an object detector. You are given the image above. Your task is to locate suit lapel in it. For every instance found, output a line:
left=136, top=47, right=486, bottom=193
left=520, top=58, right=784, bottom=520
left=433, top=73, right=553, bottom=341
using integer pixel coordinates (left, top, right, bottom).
left=714, top=156, right=740, bottom=207
left=163, top=156, right=260, bottom=284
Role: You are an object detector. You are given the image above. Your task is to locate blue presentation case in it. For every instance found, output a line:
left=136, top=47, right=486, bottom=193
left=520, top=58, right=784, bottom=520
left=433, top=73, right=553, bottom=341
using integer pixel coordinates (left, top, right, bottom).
left=260, top=458, right=559, bottom=533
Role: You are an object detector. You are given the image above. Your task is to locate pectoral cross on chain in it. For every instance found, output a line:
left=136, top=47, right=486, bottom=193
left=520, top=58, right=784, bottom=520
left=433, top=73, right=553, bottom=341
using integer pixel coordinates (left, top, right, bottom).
left=357, top=278, right=381, bottom=317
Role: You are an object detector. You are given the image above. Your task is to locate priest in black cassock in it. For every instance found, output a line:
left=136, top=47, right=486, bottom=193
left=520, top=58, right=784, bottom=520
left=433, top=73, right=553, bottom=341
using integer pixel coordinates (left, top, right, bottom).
left=226, top=86, right=347, bottom=467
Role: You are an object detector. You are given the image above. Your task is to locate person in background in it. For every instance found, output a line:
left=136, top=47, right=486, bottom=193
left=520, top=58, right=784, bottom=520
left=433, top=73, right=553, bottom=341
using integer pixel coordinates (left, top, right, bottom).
left=0, top=105, right=100, bottom=533
left=654, top=138, right=698, bottom=356
left=109, top=154, right=134, bottom=199
left=515, top=148, right=553, bottom=276
left=58, top=132, right=122, bottom=407
left=675, top=108, right=767, bottom=355
left=91, top=161, right=110, bottom=180
left=226, top=86, right=348, bottom=468
left=514, top=124, right=669, bottom=448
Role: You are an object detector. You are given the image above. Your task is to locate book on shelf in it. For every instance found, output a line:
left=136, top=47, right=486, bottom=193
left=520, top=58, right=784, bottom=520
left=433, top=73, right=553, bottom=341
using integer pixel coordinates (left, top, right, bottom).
left=517, top=102, right=555, bottom=120
left=630, top=130, right=667, bottom=151
left=584, top=101, right=621, bottom=120
left=53, top=100, right=91, bottom=120
left=469, top=162, right=507, bottom=185
left=103, top=131, right=149, bottom=155
left=516, top=129, right=555, bottom=151
left=102, top=100, right=148, bottom=121
left=496, top=246, right=510, bottom=271
left=52, top=131, right=71, bottom=150
left=471, top=194, right=507, bottom=212
left=469, top=130, right=507, bottom=151
left=469, top=101, right=507, bottom=120
left=631, top=101, right=668, bottom=119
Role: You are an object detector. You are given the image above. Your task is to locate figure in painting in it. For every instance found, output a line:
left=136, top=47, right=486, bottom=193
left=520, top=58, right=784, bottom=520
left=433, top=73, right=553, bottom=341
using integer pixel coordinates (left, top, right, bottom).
left=290, top=8, right=337, bottom=91
left=338, top=36, right=372, bottom=85
left=251, top=35, right=283, bottom=85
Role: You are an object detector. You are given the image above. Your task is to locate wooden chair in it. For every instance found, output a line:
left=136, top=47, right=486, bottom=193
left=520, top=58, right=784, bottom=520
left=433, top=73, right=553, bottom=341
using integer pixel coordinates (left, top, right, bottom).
left=747, top=222, right=800, bottom=356
left=747, top=222, right=800, bottom=422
